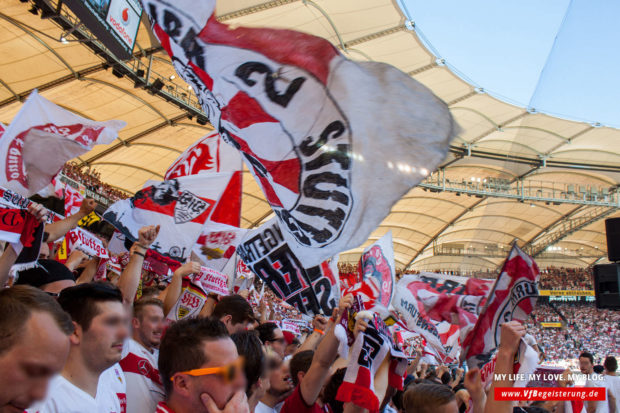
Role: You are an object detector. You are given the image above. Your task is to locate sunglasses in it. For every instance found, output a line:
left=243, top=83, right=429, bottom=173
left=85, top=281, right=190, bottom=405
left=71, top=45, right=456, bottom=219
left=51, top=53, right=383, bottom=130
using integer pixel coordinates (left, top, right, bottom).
left=173, top=357, right=244, bottom=383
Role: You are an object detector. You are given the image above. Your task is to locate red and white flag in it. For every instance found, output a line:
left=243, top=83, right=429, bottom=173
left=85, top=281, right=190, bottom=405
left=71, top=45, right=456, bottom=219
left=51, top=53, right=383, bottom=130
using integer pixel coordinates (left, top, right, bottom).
left=165, top=131, right=243, bottom=227
left=103, top=173, right=233, bottom=262
left=236, top=217, right=340, bottom=316
left=461, top=244, right=539, bottom=370
left=64, top=184, right=84, bottom=217
left=392, top=272, right=494, bottom=362
left=143, top=0, right=456, bottom=268
left=0, top=90, right=125, bottom=196
left=353, top=232, right=396, bottom=310
left=192, top=266, right=230, bottom=296
left=193, top=222, right=247, bottom=272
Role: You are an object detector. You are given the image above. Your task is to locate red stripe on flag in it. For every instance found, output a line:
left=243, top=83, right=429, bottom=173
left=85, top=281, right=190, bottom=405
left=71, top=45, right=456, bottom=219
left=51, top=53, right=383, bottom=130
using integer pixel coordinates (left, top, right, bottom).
left=199, top=16, right=339, bottom=85
left=221, top=92, right=278, bottom=129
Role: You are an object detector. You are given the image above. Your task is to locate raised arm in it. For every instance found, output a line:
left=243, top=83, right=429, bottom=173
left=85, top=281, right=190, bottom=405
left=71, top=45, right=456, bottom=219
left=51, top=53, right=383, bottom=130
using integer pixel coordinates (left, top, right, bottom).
left=300, top=295, right=353, bottom=405
left=484, top=321, right=526, bottom=413
left=162, top=261, right=201, bottom=317
left=117, top=225, right=159, bottom=313
left=44, top=199, right=96, bottom=242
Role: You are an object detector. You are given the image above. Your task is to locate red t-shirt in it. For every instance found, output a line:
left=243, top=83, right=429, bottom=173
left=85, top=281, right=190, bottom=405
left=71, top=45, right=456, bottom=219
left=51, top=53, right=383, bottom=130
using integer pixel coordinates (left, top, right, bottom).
left=280, top=385, right=331, bottom=413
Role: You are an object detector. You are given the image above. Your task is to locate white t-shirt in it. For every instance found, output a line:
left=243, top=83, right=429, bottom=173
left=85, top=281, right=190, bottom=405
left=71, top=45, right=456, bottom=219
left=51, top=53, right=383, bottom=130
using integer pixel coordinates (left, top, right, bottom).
left=605, top=375, right=620, bottom=412
left=27, top=364, right=127, bottom=413
left=119, top=339, right=164, bottom=413
left=255, top=401, right=283, bottom=413
left=586, top=376, right=609, bottom=413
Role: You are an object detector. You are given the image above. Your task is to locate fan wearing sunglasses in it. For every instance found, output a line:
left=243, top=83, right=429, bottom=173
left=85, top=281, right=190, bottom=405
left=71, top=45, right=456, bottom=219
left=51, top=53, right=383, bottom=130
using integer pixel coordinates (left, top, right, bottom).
left=157, top=317, right=249, bottom=413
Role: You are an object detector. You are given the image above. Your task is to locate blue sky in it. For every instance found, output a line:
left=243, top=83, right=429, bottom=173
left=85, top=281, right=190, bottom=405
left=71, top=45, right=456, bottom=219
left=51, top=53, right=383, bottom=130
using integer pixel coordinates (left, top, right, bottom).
left=397, top=0, right=620, bottom=128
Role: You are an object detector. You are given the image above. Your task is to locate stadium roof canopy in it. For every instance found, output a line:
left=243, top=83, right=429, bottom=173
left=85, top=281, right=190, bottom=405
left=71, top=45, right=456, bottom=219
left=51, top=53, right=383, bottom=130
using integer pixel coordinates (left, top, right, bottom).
left=2, top=0, right=619, bottom=273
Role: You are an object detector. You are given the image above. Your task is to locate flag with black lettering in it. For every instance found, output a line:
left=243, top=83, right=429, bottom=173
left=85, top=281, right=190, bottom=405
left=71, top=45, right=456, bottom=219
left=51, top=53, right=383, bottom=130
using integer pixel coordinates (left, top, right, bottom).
left=103, top=173, right=233, bottom=262
left=392, top=272, right=494, bottom=362
left=236, top=218, right=339, bottom=316
left=165, top=131, right=243, bottom=227
left=143, top=0, right=456, bottom=268
left=461, top=245, right=539, bottom=370
left=0, top=90, right=124, bottom=196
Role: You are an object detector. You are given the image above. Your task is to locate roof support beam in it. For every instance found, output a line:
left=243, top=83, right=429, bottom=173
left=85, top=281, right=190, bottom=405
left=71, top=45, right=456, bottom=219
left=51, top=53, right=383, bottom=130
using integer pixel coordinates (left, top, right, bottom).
left=80, top=114, right=188, bottom=166
left=89, top=162, right=165, bottom=178
left=217, top=0, right=300, bottom=21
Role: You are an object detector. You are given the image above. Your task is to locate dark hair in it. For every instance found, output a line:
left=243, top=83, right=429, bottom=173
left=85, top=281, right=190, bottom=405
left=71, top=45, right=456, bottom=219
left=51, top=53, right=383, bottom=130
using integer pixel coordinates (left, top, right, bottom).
left=290, top=350, right=314, bottom=386
left=256, top=322, right=279, bottom=344
left=57, top=282, right=122, bottom=331
left=0, top=285, right=74, bottom=354
left=524, top=407, right=550, bottom=413
left=604, top=356, right=618, bottom=372
left=231, top=331, right=265, bottom=395
left=323, top=368, right=346, bottom=413
left=133, top=298, right=164, bottom=320
left=440, top=371, right=451, bottom=385
left=15, top=259, right=75, bottom=288
left=403, top=383, right=456, bottom=413
left=579, top=352, right=594, bottom=364
left=213, top=295, right=255, bottom=325
left=159, top=317, right=230, bottom=396
left=140, top=287, right=161, bottom=300
left=593, top=365, right=605, bottom=374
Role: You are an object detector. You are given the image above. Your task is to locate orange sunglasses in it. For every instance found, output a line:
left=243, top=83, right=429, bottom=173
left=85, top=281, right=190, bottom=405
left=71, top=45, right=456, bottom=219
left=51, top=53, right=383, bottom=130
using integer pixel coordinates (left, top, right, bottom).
left=173, top=357, right=244, bottom=383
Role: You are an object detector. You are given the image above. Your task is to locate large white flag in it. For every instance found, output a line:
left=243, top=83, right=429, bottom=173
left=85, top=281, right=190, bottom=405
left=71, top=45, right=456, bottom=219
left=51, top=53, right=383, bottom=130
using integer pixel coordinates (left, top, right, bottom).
left=103, top=173, right=233, bottom=262
left=143, top=0, right=456, bottom=267
left=0, top=90, right=124, bottom=196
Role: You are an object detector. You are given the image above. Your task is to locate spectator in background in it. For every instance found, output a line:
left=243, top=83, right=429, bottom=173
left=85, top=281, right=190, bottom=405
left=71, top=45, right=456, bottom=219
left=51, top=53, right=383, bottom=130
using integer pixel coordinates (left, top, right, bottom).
left=157, top=317, right=248, bottom=413
left=27, top=282, right=129, bottom=412
left=257, top=322, right=287, bottom=358
left=402, top=383, right=458, bottom=413
left=213, top=294, right=256, bottom=335
left=0, top=286, right=73, bottom=412
left=14, top=259, right=76, bottom=295
left=256, top=355, right=293, bottom=413
left=120, top=298, right=166, bottom=413
left=604, top=356, right=619, bottom=413
left=231, top=331, right=269, bottom=412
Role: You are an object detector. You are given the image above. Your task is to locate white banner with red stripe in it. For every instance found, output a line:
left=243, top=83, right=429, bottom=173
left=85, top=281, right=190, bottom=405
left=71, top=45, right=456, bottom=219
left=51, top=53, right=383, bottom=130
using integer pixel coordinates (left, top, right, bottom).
left=192, top=266, right=230, bottom=296
left=0, top=90, right=124, bottom=196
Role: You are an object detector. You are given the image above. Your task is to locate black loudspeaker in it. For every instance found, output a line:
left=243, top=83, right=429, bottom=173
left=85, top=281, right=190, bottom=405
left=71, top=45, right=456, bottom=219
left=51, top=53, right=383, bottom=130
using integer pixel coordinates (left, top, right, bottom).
left=593, top=264, right=620, bottom=309
left=605, top=218, right=620, bottom=262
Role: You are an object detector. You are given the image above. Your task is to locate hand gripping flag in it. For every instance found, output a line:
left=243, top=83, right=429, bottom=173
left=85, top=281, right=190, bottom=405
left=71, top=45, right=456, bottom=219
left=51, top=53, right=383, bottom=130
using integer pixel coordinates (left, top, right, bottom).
left=461, top=244, right=539, bottom=370
left=236, top=217, right=339, bottom=316
left=165, top=131, right=243, bottom=227
left=143, top=0, right=457, bottom=267
left=103, top=173, right=233, bottom=262
left=0, top=90, right=125, bottom=196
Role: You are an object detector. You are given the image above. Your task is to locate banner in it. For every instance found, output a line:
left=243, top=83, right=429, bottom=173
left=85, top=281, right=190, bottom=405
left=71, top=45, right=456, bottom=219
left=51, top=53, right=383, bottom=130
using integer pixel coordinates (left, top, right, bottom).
left=236, top=218, right=339, bottom=316
left=192, top=266, right=230, bottom=296
left=103, top=173, right=233, bottom=261
left=540, top=322, right=562, bottom=328
left=0, top=90, right=124, bottom=196
left=462, top=245, right=539, bottom=370
left=538, top=290, right=594, bottom=296
left=166, top=278, right=207, bottom=322
left=358, top=232, right=395, bottom=308
left=143, top=0, right=456, bottom=268
left=67, top=227, right=109, bottom=259
left=193, top=222, right=247, bottom=272
left=78, top=211, right=101, bottom=228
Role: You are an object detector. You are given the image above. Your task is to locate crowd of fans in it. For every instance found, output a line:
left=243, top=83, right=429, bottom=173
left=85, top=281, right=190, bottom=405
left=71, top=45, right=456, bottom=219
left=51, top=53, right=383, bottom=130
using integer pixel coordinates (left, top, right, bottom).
left=0, top=202, right=618, bottom=413
left=527, top=301, right=620, bottom=370
left=61, top=162, right=128, bottom=202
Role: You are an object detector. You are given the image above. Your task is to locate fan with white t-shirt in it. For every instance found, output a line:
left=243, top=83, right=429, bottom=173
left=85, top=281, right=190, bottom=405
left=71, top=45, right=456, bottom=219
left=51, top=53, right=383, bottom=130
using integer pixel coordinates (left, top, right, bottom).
left=27, top=363, right=126, bottom=413
left=119, top=338, right=164, bottom=413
